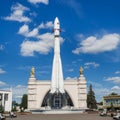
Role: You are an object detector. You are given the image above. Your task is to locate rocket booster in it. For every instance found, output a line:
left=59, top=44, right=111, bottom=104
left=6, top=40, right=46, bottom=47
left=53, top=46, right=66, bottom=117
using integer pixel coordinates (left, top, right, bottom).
left=50, top=17, right=65, bottom=94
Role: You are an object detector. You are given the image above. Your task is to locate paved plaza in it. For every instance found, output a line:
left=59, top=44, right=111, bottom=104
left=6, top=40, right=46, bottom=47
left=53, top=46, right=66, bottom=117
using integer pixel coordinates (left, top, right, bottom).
left=6, top=113, right=113, bottom=120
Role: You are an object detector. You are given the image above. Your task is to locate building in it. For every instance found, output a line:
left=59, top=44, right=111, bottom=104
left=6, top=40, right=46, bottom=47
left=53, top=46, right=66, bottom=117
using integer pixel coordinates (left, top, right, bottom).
left=28, top=67, right=87, bottom=110
left=103, top=95, right=120, bottom=109
left=0, top=90, right=12, bottom=112
left=28, top=17, right=87, bottom=110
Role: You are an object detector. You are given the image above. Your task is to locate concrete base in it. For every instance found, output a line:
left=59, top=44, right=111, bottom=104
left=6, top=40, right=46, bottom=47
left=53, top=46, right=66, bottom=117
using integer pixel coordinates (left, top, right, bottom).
left=31, top=109, right=86, bottom=114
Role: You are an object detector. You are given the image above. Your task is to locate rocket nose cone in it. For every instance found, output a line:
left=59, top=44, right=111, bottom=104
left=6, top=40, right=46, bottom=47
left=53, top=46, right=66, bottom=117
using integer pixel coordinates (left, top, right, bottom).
left=54, top=17, right=59, bottom=24
left=54, top=17, right=60, bottom=29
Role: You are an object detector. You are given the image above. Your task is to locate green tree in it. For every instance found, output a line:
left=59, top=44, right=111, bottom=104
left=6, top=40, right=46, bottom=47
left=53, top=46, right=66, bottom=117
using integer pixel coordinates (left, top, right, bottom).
left=109, top=92, right=118, bottom=96
left=87, top=84, right=97, bottom=109
left=20, top=94, right=28, bottom=110
left=0, top=105, right=4, bottom=113
left=98, top=101, right=103, bottom=105
left=12, top=100, right=19, bottom=111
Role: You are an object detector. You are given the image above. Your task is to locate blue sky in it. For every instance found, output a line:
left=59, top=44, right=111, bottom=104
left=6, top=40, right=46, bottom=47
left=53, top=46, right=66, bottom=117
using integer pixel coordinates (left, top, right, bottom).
left=0, top=0, right=120, bottom=103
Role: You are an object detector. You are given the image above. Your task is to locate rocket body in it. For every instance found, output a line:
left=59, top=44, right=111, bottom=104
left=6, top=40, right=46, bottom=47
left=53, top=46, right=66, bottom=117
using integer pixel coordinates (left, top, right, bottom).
left=50, top=17, right=65, bottom=94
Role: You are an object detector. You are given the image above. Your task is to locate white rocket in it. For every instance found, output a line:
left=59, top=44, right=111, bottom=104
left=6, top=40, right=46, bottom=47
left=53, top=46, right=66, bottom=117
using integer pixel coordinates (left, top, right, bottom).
left=50, top=17, right=65, bottom=94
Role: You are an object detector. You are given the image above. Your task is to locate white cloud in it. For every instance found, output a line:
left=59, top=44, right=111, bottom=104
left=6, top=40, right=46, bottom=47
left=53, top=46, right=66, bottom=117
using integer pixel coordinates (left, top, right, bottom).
left=18, top=24, right=38, bottom=37
left=20, top=33, right=54, bottom=56
left=106, top=76, right=120, bottom=83
left=30, top=12, right=37, bottom=17
left=39, top=21, right=53, bottom=29
left=25, top=28, right=38, bottom=37
left=111, top=86, right=120, bottom=95
left=28, top=0, right=49, bottom=5
left=67, top=69, right=74, bottom=72
left=0, top=81, right=6, bottom=86
left=115, top=71, right=120, bottom=74
left=15, top=85, right=26, bottom=88
left=111, top=86, right=120, bottom=91
left=12, top=85, right=27, bottom=103
left=18, top=24, right=29, bottom=34
left=0, top=68, right=6, bottom=74
left=94, top=87, right=110, bottom=101
left=0, top=45, right=4, bottom=51
left=18, top=21, right=53, bottom=38
left=18, top=20, right=63, bottom=56
left=84, top=62, right=99, bottom=69
left=4, top=3, right=31, bottom=23
left=72, top=33, right=120, bottom=54
left=20, top=29, right=64, bottom=56
left=65, top=77, right=77, bottom=80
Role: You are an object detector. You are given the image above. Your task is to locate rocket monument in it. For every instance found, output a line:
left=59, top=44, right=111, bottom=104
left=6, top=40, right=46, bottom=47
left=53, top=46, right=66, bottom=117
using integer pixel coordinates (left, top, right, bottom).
left=28, top=17, right=87, bottom=110
left=50, top=17, right=65, bottom=94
